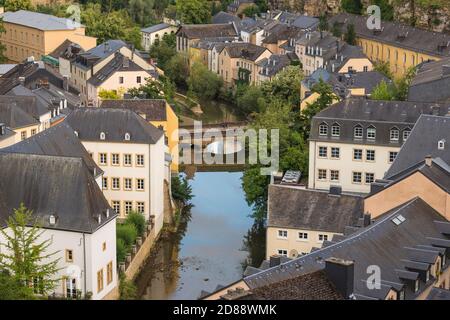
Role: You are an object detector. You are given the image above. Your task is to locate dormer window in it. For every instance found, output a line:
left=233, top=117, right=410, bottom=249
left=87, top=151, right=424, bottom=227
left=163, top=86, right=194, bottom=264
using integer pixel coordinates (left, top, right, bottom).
left=354, top=125, right=363, bottom=139
left=100, top=132, right=106, bottom=140
left=438, top=139, right=446, bottom=150
left=319, top=123, right=328, bottom=136
left=49, top=215, right=56, bottom=225
left=390, top=128, right=399, bottom=141
left=403, top=128, right=411, bottom=141
left=367, top=126, right=376, bottom=140
left=74, top=131, right=78, bottom=137
left=124, top=132, right=130, bottom=141
left=331, top=124, right=340, bottom=137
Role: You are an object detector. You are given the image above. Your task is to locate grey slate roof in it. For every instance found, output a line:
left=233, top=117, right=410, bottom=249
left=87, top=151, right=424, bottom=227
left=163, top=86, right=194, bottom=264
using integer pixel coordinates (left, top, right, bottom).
left=268, top=184, right=363, bottom=233
left=87, top=52, right=150, bottom=87
left=177, top=23, right=238, bottom=40
left=408, top=58, right=450, bottom=103
left=257, top=54, right=293, bottom=77
left=221, top=42, right=269, bottom=61
left=0, top=10, right=83, bottom=30
left=1, top=122, right=102, bottom=178
left=0, top=97, right=40, bottom=129
left=100, top=99, right=168, bottom=121
left=427, top=287, right=450, bottom=300
left=74, top=40, right=128, bottom=70
left=65, top=107, right=163, bottom=144
left=0, top=153, right=115, bottom=233
left=5, top=85, right=51, bottom=118
left=310, top=98, right=450, bottom=147
left=245, top=197, right=450, bottom=300
left=291, top=16, right=319, bottom=30
left=329, top=13, right=450, bottom=58
left=48, top=39, right=84, bottom=60
left=0, top=126, right=15, bottom=142
left=141, top=23, right=172, bottom=34
left=385, top=115, right=450, bottom=179
left=212, top=12, right=241, bottom=26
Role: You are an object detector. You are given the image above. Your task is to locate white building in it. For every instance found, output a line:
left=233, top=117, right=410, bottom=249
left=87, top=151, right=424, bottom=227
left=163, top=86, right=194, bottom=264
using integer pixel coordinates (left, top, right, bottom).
left=0, top=151, right=117, bottom=300
left=308, top=98, right=449, bottom=193
left=65, top=108, right=166, bottom=234
left=141, top=23, right=178, bottom=51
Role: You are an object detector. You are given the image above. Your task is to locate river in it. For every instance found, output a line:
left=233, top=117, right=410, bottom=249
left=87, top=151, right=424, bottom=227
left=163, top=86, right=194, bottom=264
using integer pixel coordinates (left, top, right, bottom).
left=135, top=171, right=265, bottom=300
left=178, top=99, right=246, bottom=126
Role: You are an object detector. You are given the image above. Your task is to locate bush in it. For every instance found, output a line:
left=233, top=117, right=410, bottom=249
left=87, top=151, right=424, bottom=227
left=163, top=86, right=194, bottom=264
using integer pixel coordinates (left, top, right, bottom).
left=116, top=238, right=127, bottom=263
left=125, top=211, right=146, bottom=236
left=116, top=223, right=138, bottom=247
left=119, top=273, right=137, bottom=300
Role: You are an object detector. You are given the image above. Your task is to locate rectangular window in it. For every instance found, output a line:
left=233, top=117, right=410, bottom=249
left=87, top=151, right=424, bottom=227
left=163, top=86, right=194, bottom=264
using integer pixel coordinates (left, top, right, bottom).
left=319, top=124, right=327, bottom=136
left=365, top=173, right=375, bottom=184
left=390, top=129, right=399, bottom=141
left=331, top=147, right=340, bottom=159
left=298, top=232, right=308, bottom=240
left=125, top=201, right=133, bottom=215
left=111, top=153, right=119, bottom=166
left=21, top=131, right=27, bottom=140
left=123, top=154, right=132, bottom=166
left=99, top=153, right=107, bottom=165
left=136, top=154, right=144, bottom=166
left=124, top=178, right=132, bottom=191
left=318, top=146, right=327, bottom=158
left=330, top=170, right=339, bottom=182
left=278, top=230, right=288, bottom=238
left=352, top=172, right=362, bottom=184
left=97, top=269, right=104, bottom=293
left=389, top=151, right=398, bottom=163
left=318, top=234, right=328, bottom=242
left=354, top=126, right=363, bottom=139
left=112, top=201, right=120, bottom=215
left=119, top=76, right=124, bottom=84
left=277, top=249, right=288, bottom=256
left=112, top=178, right=120, bottom=190
left=353, top=149, right=363, bottom=160
left=102, top=177, right=108, bottom=190
left=31, top=129, right=37, bottom=136
left=366, top=150, right=375, bottom=161
left=331, top=125, right=340, bottom=137
left=102, top=242, right=106, bottom=251
left=367, top=128, right=376, bottom=139
left=136, top=202, right=145, bottom=214
left=66, top=249, right=73, bottom=262
left=107, top=261, right=113, bottom=285
left=137, top=76, right=141, bottom=83
left=318, top=169, right=327, bottom=180
left=136, top=178, right=144, bottom=191
left=403, top=130, right=411, bottom=141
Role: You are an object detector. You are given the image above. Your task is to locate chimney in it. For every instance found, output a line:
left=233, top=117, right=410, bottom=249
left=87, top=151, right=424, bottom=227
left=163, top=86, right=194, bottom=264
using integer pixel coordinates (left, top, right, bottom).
left=325, top=258, right=354, bottom=299
left=363, top=213, right=371, bottom=227
left=431, top=105, right=440, bottom=116
left=425, top=155, right=432, bottom=167
left=269, top=255, right=281, bottom=267
left=104, top=41, right=110, bottom=53
left=18, top=76, right=25, bottom=86
left=0, top=123, right=5, bottom=136
left=63, top=76, right=69, bottom=91
left=123, top=56, right=129, bottom=68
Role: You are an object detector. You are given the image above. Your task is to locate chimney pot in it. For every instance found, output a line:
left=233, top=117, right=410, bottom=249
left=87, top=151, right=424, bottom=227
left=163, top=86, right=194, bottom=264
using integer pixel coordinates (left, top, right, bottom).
left=425, top=155, right=433, bottom=167
left=269, top=255, right=282, bottom=267
left=325, top=258, right=354, bottom=299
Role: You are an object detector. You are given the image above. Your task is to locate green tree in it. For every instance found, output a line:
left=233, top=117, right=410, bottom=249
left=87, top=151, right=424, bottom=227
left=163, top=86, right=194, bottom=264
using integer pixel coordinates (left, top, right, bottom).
left=119, top=273, right=137, bottom=299
left=127, top=76, right=175, bottom=101
left=128, top=0, right=155, bottom=26
left=344, top=23, right=357, bottom=45
left=4, top=0, right=32, bottom=11
left=236, top=85, right=264, bottom=115
left=149, top=34, right=177, bottom=69
left=187, top=62, right=223, bottom=100
left=370, top=80, right=395, bottom=100
left=171, top=175, right=193, bottom=205
left=98, top=89, right=121, bottom=100
left=260, top=65, right=303, bottom=106
left=0, top=270, right=35, bottom=300
left=0, top=203, right=60, bottom=296
left=300, top=79, right=338, bottom=139
left=165, top=54, right=190, bottom=88
left=373, top=61, right=393, bottom=79
left=341, top=0, right=362, bottom=14
left=371, top=0, right=394, bottom=21
left=393, top=66, right=416, bottom=100
left=176, top=0, right=211, bottom=24
left=242, top=4, right=260, bottom=17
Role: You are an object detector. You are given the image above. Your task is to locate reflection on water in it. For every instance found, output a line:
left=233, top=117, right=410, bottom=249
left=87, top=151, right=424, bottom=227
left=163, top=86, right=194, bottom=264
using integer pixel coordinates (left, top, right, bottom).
left=136, top=172, right=265, bottom=300
left=179, top=99, right=246, bottom=126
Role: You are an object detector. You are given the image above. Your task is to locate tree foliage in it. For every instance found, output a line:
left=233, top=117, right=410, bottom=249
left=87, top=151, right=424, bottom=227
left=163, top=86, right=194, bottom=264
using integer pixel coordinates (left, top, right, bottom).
left=4, top=0, right=32, bottom=11
left=370, top=80, right=396, bottom=100
left=187, top=62, right=223, bottom=100
left=171, top=175, right=193, bottom=205
left=0, top=18, right=6, bottom=63
left=165, top=54, right=190, bottom=88
left=341, top=0, right=363, bottom=14
left=0, top=270, right=35, bottom=300
left=0, top=203, right=60, bottom=296
left=344, top=24, right=357, bottom=45
left=149, top=33, right=177, bottom=70
left=127, top=76, right=175, bottom=101
left=176, top=0, right=211, bottom=24
left=128, top=0, right=156, bottom=26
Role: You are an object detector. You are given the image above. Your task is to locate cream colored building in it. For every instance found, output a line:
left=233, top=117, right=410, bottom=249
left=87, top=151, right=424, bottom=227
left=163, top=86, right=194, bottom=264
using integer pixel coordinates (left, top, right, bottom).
left=0, top=10, right=96, bottom=63
left=141, top=23, right=177, bottom=51
left=69, top=40, right=155, bottom=106
left=65, top=108, right=166, bottom=235
left=307, top=99, right=449, bottom=193
left=217, top=42, right=271, bottom=86
left=266, top=183, right=364, bottom=259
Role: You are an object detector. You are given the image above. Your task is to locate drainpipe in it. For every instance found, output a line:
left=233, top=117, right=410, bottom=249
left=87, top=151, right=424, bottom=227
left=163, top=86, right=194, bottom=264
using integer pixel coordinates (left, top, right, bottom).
left=83, top=233, right=87, bottom=298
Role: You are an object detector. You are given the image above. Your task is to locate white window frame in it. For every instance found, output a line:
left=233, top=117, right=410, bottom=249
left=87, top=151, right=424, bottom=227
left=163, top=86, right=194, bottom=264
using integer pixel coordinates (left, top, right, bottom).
left=319, top=123, right=328, bottom=136
left=366, top=150, right=376, bottom=162
left=354, top=126, right=363, bottom=139
left=331, top=147, right=340, bottom=159
left=331, top=124, right=340, bottom=137
left=277, top=230, right=288, bottom=239
left=367, top=127, right=376, bottom=140
left=390, top=128, right=400, bottom=142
